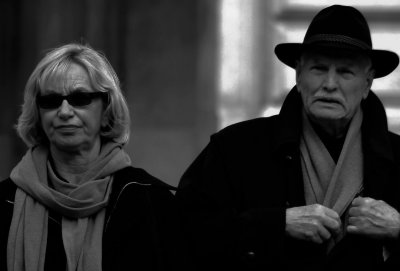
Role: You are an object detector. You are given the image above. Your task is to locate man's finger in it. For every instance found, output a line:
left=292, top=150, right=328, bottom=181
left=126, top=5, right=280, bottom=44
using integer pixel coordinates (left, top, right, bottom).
left=347, top=216, right=361, bottom=226
left=321, top=215, right=341, bottom=235
left=351, top=197, right=364, bottom=206
left=346, top=225, right=360, bottom=234
left=317, top=224, right=332, bottom=242
left=351, top=196, right=374, bottom=207
left=324, top=207, right=340, bottom=221
left=348, top=206, right=362, bottom=217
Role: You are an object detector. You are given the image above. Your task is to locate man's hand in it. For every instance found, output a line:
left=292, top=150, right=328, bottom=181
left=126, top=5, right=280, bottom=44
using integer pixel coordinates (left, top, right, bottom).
left=286, top=204, right=341, bottom=244
left=347, top=197, right=400, bottom=240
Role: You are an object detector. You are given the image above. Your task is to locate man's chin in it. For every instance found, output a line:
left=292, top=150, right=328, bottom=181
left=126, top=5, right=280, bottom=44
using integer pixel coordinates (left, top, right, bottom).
left=308, top=110, right=346, bottom=124
left=309, top=106, right=345, bottom=119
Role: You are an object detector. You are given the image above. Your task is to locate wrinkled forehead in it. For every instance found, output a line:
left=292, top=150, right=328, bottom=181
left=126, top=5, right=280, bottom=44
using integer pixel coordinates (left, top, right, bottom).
left=300, top=48, right=372, bottom=67
left=38, top=61, right=92, bottom=95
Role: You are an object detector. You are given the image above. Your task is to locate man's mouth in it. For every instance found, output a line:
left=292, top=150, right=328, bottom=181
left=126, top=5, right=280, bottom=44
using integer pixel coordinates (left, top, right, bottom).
left=315, top=97, right=340, bottom=104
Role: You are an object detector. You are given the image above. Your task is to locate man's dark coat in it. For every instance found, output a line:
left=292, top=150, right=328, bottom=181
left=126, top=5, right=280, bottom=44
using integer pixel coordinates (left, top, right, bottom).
left=176, top=88, right=400, bottom=271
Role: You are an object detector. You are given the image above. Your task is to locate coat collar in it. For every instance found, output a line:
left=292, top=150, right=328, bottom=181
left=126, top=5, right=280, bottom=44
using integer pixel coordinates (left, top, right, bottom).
left=361, top=91, right=394, bottom=162
left=273, top=87, right=395, bottom=158
left=272, top=87, right=303, bottom=155
left=273, top=87, right=397, bottom=199
left=360, top=91, right=397, bottom=199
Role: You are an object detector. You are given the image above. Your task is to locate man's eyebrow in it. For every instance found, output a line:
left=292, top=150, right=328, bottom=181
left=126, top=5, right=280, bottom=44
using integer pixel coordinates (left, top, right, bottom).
left=307, top=58, right=324, bottom=64
left=338, top=61, right=360, bottom=68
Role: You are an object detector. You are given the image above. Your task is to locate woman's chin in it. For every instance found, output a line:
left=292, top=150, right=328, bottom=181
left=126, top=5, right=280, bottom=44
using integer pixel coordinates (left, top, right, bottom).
left=50, top=141, right=84, bottom=153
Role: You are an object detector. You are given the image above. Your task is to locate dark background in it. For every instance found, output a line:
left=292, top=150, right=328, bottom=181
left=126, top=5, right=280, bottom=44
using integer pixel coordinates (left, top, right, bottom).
left=0, top=0, right=219, bottom=186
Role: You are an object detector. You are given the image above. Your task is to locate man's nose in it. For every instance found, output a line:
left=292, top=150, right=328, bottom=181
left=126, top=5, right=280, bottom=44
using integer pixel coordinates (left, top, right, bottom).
left=322, top=69, right=339, bottom=91
left=58, top=99, right=74, bottom=118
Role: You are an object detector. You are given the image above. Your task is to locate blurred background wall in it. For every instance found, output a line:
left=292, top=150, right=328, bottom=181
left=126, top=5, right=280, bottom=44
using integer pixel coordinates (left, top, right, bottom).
left=0, top=0, right=219, bottom=186
left=1, top=0, right=400, bottom=186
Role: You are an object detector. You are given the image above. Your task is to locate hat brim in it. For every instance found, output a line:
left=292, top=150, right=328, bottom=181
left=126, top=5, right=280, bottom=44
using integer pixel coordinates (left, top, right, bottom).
left=275, top=43, right=399, bottom=78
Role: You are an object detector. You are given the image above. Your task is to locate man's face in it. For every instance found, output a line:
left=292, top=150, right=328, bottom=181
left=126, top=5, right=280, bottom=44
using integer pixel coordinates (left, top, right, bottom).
left=296, top=50, right=373, bottom=128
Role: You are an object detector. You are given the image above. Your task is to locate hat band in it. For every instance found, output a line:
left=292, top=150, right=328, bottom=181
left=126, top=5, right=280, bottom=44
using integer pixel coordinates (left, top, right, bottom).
left=304, top=34, right=372, bottom=50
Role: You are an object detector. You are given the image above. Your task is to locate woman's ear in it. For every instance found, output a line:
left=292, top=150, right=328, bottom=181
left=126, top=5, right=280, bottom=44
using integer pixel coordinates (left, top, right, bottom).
left=101, top=113, right=108, bottom=129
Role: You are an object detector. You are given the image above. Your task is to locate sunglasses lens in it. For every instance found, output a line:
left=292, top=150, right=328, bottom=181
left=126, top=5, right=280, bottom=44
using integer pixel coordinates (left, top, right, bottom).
left=36, top=94, right=63, bottom=109
left=37, top=92, right=107, bottom=109
left=67, top=92, right=94, bottom=106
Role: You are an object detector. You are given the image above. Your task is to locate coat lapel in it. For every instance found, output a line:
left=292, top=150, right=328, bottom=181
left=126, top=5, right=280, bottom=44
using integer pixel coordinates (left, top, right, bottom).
left=361, top=92, right=397, bottom=202
left=273, top=88, right=306, bottom=207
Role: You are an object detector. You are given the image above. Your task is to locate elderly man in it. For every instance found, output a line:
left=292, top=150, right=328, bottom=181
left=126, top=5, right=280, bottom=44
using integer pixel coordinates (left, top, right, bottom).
left=177, top=5, right=400, bottom=271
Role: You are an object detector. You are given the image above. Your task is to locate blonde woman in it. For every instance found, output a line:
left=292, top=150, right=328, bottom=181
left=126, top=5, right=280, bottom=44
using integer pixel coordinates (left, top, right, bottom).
left=0, top=43, right=185, bottom=271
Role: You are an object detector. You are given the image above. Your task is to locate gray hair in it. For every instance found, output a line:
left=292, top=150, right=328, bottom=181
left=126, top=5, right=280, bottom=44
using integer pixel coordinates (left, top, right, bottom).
left=16, top=43, right=130, bottom=147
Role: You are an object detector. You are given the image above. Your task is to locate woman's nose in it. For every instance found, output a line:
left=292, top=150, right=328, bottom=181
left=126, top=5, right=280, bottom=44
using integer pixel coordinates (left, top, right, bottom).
left=58, top=99, right=74, bottom=118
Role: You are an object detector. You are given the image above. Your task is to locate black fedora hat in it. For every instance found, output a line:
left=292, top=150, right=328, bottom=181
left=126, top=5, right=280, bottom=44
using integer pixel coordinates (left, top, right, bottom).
left=274, top=5, right=399, bottom=78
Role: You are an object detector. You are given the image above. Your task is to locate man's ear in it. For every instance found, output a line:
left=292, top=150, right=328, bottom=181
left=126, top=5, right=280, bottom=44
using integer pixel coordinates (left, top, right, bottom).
left=363, top=68, right=375, bottom=99
left=363, top=88, right=370, bottom=100
left=295, top=60, right=302, bottom=90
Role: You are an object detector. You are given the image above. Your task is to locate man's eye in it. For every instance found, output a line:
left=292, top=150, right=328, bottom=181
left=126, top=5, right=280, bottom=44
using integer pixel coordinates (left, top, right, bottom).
left=311, top=66, right=326, bottom=71
left=340, top=69, right=353, bottom=74
left=338, top=69, right=355, bottom=77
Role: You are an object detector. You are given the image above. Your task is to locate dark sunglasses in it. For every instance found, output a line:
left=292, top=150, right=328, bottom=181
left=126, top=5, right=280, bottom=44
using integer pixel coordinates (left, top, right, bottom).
left=36, top=92, right=108, bottom=109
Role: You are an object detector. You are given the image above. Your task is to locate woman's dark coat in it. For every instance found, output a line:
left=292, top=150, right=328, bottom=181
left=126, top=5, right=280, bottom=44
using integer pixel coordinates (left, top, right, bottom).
left=176, top=88, right=400, bottom=271
left=0, top=166, right=188, bottom=271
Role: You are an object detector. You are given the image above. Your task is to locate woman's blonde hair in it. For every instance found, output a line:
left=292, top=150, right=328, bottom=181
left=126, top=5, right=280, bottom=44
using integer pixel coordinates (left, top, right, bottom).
left=16, top=43, right=130, bottom=147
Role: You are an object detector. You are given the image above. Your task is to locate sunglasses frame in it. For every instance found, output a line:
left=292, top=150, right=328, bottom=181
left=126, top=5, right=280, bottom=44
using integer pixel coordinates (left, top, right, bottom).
left=36, top=92, right=109, bottom=109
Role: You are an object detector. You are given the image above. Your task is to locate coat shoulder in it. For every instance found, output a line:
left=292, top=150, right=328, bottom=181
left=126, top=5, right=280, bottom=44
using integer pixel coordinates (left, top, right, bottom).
left=0, top=178, right=17, bottom=202
left=108, top=166, right=176, bottom=218
left=113, top=166, right=176, bottom=192
left=0, top=178, right=17, bottom=271
left=389, top=131, right=400, bottom=146
left=388, top=131, right=400, bottom=158
left=212, top=116, right=279, bottom=145
left=217, top=117, right=277, bottom=135
left=104, top=166, right=187, bottom=271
